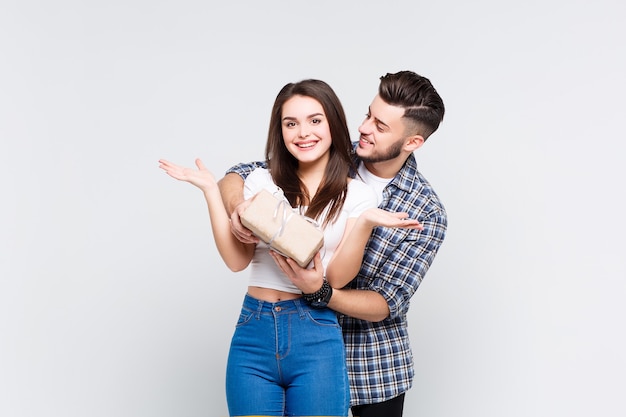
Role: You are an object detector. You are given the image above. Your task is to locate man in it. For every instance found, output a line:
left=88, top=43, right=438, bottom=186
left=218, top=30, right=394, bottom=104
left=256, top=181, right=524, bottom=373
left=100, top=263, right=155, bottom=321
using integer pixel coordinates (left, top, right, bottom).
left=219, top=70, right=447, bottom=417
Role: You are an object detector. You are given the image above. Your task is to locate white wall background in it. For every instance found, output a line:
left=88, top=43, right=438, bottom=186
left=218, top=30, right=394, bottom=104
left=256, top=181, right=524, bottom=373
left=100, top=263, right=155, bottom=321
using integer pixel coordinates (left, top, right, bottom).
left=1, top=1, right=625, bottom=416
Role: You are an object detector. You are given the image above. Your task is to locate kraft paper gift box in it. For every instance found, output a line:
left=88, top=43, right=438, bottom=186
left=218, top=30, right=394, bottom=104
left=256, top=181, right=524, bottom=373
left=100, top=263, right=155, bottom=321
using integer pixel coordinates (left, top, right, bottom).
left=241, top=189, right=324, bottom=268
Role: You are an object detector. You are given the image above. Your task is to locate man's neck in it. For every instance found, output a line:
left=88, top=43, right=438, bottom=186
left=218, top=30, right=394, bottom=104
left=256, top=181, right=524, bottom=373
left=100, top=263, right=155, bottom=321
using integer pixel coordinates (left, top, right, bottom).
left=362, top=156, right=407, bottom=179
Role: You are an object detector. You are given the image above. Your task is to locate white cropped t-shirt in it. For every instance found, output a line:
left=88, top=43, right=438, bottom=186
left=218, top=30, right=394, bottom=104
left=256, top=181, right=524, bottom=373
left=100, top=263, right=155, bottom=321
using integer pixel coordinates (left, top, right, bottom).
left=243, top=168, right=377, bottom=294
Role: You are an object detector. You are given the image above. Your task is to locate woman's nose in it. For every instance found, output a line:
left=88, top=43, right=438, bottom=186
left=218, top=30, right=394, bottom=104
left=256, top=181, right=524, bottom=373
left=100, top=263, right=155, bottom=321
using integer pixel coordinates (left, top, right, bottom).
left=299, top=126, right=310, bottom=138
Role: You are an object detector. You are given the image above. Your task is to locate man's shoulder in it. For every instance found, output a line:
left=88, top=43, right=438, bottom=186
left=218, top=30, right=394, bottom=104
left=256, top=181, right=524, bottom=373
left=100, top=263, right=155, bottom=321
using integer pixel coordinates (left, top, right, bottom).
left=225, top=160, right=267, bottom=177
left=415, top=171, right=446, bottom=213
left=394, top=160, right=446, bottom=218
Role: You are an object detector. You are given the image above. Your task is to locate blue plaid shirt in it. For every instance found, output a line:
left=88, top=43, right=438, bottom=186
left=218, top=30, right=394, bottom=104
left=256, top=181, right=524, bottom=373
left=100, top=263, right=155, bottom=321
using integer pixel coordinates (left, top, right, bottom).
left=225, top=145, right=447, bottom=406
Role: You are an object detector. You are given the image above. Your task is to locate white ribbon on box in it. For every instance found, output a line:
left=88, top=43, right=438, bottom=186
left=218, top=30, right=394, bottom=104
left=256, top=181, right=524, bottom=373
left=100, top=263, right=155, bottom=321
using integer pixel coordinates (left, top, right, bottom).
left=241, top=189, right=324, bottom=268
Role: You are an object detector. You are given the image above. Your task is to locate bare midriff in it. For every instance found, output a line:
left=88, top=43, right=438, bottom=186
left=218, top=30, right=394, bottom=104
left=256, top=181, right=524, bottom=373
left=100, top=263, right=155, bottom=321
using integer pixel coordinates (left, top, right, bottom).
left=247, top=286, right=302, bottom=303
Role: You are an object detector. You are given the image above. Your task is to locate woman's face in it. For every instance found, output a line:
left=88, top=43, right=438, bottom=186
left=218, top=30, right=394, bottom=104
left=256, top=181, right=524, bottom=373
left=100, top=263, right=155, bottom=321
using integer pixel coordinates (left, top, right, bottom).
left=280, top=95, right=332, bottom=167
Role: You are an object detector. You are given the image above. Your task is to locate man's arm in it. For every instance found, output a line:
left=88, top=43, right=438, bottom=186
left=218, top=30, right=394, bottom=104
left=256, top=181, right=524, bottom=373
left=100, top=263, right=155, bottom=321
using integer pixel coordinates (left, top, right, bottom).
left=326, top=208, right=422, bottom=289
left=329, top=209, right=445, bottom=322
left=328, top=288, right=390, bottom=322
left=270, top=208, right=446, bottom=322
left=372, top=209, right=447, bottom=320
left=218, top=160, right=267, bottom=213
left=218, top=173, right=259, bottom=244
left=217, top=161, right=266, bottom=244
left=269, top=251, right=392, bottom=322
left=218, top=172, right=245, bottom=215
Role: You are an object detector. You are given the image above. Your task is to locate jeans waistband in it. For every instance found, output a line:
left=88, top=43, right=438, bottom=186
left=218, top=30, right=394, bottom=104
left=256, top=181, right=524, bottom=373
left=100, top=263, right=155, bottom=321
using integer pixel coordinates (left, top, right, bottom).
left=243, top=293, right=309, bottom=315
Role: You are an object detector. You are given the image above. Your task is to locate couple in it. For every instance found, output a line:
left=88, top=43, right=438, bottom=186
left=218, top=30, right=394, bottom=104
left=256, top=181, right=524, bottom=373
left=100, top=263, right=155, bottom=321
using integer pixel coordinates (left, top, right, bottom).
left=159, top=70, right=447, bottom=417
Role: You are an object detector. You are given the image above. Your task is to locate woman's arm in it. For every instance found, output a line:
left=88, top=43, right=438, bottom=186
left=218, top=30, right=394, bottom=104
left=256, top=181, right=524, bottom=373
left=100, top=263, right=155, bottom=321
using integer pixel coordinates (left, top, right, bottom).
left=159, top=158, right=255, bottom=271
left=325, top=208, right=422, bottom=288
left=270, top=251, right=391, bottom=322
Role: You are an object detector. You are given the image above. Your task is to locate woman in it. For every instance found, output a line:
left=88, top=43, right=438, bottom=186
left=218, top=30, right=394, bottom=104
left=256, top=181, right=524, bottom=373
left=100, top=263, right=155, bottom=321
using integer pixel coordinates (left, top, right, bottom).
left=158, top=79, right=420, bottom=416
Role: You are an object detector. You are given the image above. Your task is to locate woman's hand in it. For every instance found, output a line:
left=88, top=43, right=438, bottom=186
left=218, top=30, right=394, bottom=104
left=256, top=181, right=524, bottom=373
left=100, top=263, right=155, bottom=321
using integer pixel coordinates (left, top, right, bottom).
left=158, top=158, right=217, bottom=192
left=358, top=207, right=423, bottom=230
left=270, top=251, right=325, bottom=294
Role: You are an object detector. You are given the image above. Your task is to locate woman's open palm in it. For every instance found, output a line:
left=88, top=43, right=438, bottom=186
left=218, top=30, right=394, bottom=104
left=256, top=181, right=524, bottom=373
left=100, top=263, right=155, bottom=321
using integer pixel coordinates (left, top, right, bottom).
left=360, top=207, right=423, bottom=230
left=158, top=158, right=217, bottom=192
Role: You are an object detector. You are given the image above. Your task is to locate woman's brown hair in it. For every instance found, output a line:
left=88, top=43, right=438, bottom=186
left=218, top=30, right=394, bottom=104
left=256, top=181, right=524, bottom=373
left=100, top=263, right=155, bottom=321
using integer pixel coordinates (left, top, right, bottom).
left=265, top=79, right=356, bottom=227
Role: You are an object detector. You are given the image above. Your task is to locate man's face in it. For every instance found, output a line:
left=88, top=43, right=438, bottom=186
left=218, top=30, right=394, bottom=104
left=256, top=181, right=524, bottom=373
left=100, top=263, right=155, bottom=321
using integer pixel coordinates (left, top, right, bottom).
left=356, top=94, right=407, bottom=164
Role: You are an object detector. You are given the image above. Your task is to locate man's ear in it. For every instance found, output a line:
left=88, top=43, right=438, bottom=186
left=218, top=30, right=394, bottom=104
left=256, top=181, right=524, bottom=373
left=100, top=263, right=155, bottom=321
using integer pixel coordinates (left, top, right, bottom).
left=405, top=134, right=425, bottom=152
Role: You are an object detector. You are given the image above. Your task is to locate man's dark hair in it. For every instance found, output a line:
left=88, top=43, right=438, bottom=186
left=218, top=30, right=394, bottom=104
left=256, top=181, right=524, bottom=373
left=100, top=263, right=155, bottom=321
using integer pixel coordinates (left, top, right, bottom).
left=379, top=71, right=445, bottom=140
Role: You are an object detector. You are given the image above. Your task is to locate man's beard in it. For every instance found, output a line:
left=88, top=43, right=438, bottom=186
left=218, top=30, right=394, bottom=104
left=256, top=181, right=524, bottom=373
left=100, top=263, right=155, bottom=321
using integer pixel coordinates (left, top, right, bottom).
left=358, top=138, right=404, bottom=163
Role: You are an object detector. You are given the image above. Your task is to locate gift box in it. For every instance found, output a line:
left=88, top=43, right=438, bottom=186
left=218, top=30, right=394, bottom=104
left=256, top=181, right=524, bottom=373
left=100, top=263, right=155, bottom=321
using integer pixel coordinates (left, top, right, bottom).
left=241, top=189, right=324, bottom=268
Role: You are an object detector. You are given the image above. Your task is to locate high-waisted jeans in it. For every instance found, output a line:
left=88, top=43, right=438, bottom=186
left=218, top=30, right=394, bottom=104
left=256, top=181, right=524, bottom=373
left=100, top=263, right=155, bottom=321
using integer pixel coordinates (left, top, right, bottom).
left=225, top=294, right=350, bottom=417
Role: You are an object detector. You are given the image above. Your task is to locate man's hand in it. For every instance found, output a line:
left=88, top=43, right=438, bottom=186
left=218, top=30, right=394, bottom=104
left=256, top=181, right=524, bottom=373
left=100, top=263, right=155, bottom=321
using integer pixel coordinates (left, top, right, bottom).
left=230, top=199, right=259, bottom=244
left=217, top=172, right=259, bottom=244
left=270, top=251, right=325, bottom=294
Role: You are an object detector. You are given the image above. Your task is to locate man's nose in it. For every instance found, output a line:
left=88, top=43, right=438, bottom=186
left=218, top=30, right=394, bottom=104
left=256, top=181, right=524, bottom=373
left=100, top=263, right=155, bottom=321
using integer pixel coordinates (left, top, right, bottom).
left=358, top=118, right=372, bottom=134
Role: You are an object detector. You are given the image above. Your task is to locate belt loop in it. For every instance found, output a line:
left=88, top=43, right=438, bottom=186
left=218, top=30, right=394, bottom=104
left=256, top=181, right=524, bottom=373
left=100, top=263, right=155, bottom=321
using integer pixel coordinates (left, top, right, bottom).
left=295, top=297, right=307, bottom=319
left=255, top=299, right=264, bottom=319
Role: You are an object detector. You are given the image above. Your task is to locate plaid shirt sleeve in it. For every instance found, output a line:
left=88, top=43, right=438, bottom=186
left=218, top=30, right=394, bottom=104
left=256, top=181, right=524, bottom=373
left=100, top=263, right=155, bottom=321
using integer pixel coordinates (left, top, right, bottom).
left=225, top=160, right=267, bottom=179
left=368, top=206, right=447, bottom=319
left=365, top=154, right=447, bottom=319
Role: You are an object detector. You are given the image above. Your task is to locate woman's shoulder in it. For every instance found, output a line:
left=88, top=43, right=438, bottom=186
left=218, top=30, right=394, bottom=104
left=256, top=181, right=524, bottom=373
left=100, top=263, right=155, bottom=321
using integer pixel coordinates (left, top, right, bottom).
left=347, top=177, right=376, bottom=196
left=244, top=168, right=278, bottom=198
left=246, top=167, right=270, bottom=181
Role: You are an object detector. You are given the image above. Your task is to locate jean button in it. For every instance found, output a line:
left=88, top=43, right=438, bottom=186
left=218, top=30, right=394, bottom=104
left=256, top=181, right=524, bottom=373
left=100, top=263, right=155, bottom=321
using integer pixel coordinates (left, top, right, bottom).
left=274, top=306, right=282, bottom=312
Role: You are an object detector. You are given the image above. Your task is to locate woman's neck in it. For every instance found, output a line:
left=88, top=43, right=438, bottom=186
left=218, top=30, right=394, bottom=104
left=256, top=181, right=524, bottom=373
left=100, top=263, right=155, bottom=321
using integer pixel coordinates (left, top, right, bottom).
left=297, top=158, right=327, bottom=201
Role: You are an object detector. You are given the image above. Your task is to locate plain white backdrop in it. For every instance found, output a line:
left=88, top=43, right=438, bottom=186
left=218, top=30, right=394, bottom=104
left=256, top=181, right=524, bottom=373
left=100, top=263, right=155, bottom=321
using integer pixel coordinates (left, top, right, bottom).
left=1, top=1, right=625, bottom=416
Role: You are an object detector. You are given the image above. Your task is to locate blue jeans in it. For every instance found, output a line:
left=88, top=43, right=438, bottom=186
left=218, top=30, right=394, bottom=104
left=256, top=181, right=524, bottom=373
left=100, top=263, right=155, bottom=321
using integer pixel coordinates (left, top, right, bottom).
left=225, top=294, right=350, bottom=417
